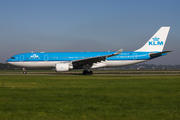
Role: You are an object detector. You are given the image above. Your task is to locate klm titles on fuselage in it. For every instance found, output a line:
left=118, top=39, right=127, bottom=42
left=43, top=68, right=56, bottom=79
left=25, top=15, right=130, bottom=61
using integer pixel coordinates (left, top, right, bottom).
left=26, top=54, right=40, bottom=59
left=149, top=37, right=163, bottom=45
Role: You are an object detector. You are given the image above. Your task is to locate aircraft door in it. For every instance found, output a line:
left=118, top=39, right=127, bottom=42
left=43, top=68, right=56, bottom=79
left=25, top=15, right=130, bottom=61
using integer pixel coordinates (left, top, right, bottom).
left=44, top=55, right=49, bottom=61
left=20, top=55, right=24, bottom=61
left=133, top=53, right=137, bottom=60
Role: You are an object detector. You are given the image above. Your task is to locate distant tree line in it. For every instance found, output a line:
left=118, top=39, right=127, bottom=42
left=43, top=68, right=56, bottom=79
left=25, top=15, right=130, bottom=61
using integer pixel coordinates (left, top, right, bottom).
left=119, top=63, right=180, bottom=70
left=0, top=63, right=180, bottom=70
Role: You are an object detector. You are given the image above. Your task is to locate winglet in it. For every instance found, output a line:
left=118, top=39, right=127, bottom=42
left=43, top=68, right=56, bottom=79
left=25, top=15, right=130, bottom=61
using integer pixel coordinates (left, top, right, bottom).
left=115, top=49, right=123, bottom=55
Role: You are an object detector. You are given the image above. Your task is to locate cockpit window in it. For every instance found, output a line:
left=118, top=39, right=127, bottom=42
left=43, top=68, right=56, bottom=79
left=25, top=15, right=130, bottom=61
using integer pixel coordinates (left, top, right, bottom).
left=11, top=57, right=15, bottom=59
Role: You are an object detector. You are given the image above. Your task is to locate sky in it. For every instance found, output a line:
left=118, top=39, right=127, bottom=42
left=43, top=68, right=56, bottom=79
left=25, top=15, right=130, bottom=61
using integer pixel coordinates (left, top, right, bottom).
left=0, top=0, right=180, bottom=64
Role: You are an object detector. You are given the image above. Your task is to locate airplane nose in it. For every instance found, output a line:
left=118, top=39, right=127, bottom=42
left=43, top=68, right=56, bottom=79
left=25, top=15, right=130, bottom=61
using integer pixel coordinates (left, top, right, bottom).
left=6, top=59, right=11, bottom=63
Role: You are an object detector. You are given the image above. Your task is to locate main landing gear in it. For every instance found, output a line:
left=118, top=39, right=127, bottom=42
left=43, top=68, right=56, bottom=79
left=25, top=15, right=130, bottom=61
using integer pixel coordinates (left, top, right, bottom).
left=83, top=70, right=93, bottom=75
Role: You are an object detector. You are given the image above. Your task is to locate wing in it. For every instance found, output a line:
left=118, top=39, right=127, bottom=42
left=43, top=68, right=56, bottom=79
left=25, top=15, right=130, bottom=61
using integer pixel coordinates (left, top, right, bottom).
left=149, top=51, right=172, bottom=58
left=72, top=49, right=123, bottom=67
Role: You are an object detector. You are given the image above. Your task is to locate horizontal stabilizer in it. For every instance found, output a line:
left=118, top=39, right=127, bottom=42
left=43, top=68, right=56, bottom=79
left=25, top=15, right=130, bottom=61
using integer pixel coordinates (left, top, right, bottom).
left=149, top=51, right=172, bottom=58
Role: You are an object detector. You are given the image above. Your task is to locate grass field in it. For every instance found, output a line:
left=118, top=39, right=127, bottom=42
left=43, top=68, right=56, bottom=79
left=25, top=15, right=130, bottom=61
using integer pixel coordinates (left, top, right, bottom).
left=0, top=75, right=180, bottom=120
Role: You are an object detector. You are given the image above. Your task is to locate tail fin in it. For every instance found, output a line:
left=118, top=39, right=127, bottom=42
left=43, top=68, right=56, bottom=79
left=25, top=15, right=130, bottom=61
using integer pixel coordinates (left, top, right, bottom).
left=135, top=27, right=170, bottom=52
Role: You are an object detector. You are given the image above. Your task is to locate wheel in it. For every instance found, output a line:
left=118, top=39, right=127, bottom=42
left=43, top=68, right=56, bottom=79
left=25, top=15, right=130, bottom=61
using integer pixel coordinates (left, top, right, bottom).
left=23, top=71, right=27, bottom=74
left=88, top=71, right=93, bottom=75
left=83, top=70, right=93, bottom=75
left=83, top=70, right=88, bottom=75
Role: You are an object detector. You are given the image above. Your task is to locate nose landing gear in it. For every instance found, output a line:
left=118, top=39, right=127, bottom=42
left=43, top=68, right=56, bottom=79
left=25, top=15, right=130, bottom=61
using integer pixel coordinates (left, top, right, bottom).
left=23, top=68, right=27, bottom=74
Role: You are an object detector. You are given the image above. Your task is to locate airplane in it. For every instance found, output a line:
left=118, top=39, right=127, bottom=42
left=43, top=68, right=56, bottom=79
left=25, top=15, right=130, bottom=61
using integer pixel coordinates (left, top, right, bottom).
left=6, top=27, right=171, bottom=75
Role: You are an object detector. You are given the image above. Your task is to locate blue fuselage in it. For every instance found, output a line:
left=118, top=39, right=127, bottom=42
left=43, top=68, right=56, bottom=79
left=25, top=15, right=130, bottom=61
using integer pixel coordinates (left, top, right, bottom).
left=7, top=51, right=152, bottom=62
left=6, top=51, right=166, bottom=69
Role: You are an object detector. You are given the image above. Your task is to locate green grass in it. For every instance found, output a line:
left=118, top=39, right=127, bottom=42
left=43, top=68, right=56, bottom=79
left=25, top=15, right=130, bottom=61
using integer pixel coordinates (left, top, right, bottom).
left=0, top=75, right=180, bottom=120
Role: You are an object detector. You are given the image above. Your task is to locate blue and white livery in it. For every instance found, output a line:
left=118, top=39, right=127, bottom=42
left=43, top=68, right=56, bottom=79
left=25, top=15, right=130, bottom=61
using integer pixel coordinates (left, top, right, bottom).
left=6, top=27, right=171, bottom=75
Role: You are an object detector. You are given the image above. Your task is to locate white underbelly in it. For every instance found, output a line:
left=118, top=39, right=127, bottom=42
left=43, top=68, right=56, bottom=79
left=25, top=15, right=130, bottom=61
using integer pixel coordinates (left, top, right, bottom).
left=7, top=61, right=66, bottom=68
left=105, top=60, right=148, bottom=67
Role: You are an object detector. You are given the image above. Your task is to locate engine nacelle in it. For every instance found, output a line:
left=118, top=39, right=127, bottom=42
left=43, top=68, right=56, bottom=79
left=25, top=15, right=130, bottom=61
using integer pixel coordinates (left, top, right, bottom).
left=55, top=63, right=70, bottom=72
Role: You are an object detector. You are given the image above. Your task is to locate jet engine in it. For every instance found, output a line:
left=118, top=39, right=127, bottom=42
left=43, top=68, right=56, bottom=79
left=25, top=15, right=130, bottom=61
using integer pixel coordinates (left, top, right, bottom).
left=55, top=63, right=70, bottom=72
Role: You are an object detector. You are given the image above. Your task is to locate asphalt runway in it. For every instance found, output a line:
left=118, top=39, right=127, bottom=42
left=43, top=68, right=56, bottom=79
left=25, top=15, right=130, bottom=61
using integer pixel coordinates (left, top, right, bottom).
left=1, top=70, right=180, bottom=76
left=0, top=73, right=180, bottom=76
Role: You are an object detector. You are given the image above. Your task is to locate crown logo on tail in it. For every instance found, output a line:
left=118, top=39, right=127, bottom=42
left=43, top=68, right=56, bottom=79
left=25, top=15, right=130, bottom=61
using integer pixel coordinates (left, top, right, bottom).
left=149, top=36, right=163, bottom=45
left=152, top=36, right=160, bottom=41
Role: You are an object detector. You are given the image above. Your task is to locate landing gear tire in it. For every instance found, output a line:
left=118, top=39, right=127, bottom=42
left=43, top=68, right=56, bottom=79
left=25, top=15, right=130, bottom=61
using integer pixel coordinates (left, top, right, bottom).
left=83, top=70, right=93, bottom=75
left=23, top=71, right=27, bottom=74
left=83, top=70, right=88, bottom=75
left=88, top=71, right=93, bottom=75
